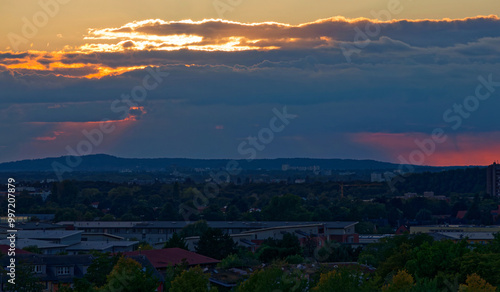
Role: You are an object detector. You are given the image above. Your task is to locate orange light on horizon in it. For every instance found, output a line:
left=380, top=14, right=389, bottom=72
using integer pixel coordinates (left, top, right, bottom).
left=351, top=131, right=500, bottom=167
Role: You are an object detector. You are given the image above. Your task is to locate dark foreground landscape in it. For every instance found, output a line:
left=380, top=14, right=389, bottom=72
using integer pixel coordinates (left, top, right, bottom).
left=0, top=157, right=499, bottom=291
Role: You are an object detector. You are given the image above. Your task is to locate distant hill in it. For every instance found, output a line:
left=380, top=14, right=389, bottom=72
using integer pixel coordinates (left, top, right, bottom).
left=0, top=154, right=467, bottom=173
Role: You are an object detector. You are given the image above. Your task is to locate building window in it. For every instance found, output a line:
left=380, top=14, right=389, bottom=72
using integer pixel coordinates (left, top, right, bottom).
left=33, top=265, right=43, bottom=273
left=57, top=267, right=70, bottom=275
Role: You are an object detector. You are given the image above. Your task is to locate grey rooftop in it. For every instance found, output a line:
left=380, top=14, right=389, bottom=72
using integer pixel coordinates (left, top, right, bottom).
left=57, top=221, right=358, bottom=230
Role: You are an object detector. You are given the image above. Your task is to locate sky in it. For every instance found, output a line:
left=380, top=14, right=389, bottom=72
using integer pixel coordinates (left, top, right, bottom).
left=1, top=0, right=500, bottom=166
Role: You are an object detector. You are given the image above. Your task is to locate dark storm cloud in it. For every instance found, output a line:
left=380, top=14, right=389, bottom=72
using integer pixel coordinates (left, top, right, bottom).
left=94, top=16, right=500, bottom=48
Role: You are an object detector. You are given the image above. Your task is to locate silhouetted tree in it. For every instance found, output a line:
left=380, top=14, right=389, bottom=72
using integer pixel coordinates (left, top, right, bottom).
left=196, top=228, right=237, bottom=260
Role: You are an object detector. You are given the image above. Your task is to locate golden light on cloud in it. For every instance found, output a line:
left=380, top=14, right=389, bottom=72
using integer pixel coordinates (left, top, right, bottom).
left=49, top=62, right=87, bottom=69
left=79, top=18, right=292, bottom=53
left=72, top=15, right=500, bottom=54
left=83, top=65, right=148, bottom=79
left=4, top=57, right=46, bottom=70
left=125, top=106, right=147, bottom=122
left=85, top=30, right=203, bottom=44
left=1, top=15, right=499, bottom=79
left=1, top=50, right=148, bottom=79
left=81, top=33, right=270, bottom=52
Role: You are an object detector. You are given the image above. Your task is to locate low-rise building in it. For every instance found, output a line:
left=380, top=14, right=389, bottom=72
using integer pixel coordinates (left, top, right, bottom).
left=58, top=221, right=359, bottom=246
left=184, top=222, right=359, bottom=252
left=0, top=254, right=93, bottom=291
left=429, top=232, right=496, bottom=244
left=0, top=230, right=138, bottom=255
left=66, top=240, right=138, bottom=254
left=13, top=230, right=83, bottom=246
left=358, top=234, right=394, bottom=244
left=0, top=253, right=164, bottom=292
left=123, top=248, right=220, bottom=270
left=0, top=221, right=63, bottom=232
left=0, top=239, right=67, bottom=254
left=410, top=225, right=500, bottom=234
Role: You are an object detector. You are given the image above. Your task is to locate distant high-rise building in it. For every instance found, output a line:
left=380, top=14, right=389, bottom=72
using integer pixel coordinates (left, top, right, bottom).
left=486, top=162, right=500, bottom=196
left=423, top=191, right=435, bottom=197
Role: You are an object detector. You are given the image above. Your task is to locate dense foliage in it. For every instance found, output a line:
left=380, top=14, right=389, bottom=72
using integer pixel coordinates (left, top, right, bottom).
left=195, top=227, right=238, bottom=260
left=2, top=167, right=496, bottom=229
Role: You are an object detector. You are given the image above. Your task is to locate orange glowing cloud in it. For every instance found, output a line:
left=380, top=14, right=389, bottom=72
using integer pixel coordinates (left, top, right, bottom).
left=25, top=106, right=146, bottom=126
left=78, top=15, right=499, bottom=53
left=33, top=131, right=65, bottom=141
left=26, top=107, right=146, bottom=154
left=125, top=106, right=147, bottom=121
left=0, top=50, right=148, bottom=79
left=79, top=18, right=293, bottom=52
left=35, top=136, right=57, bottom=141
left=1, top=15, right=499, bottom=79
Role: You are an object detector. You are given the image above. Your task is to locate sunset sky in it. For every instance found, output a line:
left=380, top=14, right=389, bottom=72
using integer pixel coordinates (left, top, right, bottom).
left=1, top=0, right=500, bottom=166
